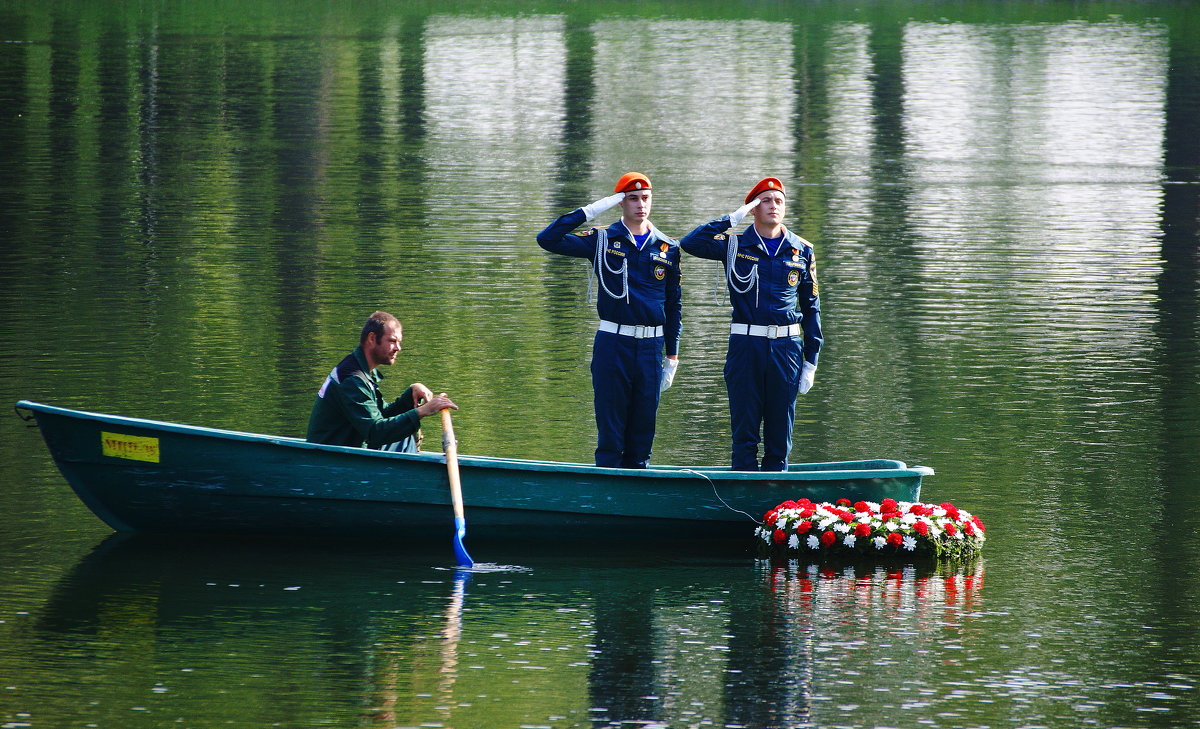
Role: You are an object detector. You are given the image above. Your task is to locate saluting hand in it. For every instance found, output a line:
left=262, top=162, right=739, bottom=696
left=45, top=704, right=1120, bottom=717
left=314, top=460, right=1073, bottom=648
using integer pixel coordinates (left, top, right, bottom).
left=728, top=197, right=761, bottom=227
left=581, top=192, right=626, bottom=222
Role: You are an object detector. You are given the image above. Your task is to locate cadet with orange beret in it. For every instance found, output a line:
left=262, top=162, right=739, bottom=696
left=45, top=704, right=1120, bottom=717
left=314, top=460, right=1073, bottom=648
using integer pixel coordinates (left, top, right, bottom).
left=537, top=173, right=682, bottom=469
left=680, top=177, right=823, bottom=471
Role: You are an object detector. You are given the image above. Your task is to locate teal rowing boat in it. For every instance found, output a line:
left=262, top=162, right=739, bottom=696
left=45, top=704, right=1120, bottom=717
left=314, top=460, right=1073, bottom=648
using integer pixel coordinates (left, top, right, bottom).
left=16, top=400, right=932, bottom=541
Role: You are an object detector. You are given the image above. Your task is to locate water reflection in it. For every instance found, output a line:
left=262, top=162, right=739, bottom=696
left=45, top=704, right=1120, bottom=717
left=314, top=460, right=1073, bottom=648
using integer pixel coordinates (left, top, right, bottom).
left=27, top=536, right=987, bottom=729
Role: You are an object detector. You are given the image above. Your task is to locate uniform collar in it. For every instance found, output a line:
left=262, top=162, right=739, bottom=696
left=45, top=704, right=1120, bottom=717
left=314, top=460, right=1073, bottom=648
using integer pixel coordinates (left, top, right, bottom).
left=740, top=225, right=798, bottom=256
left=608, top=219, right=669, bottom=250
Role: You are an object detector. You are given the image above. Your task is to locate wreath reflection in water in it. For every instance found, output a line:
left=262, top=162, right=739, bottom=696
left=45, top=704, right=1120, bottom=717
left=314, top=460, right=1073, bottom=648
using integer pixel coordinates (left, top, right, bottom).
left=756, top=498, right=985, bottom=561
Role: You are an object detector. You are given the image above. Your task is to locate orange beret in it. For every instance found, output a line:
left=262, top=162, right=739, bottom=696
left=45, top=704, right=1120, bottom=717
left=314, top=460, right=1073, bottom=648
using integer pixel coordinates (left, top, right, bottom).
left=745, top=177, right=785, bottom=204
left=614, top=172, right=651, bottom=193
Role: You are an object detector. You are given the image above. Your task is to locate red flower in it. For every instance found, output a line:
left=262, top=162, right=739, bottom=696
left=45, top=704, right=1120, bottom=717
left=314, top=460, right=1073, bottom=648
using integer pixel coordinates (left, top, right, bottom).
left=780, top=500, right=799, bottom=510
left=796, top=520, right=813, bottom=534
left=908, top=504, right=926, bottom=516
left=882, top=511, right=901, bottom=522
left=836, top=498, right=852, bottom=507
left=854, top=501, right=870, bottom=513
left=854, top=523, right=871, bottom=537
left=944, top=522, right=958, bottom=537
left=964, top=521, right=976, bottom=536
left=772, top=529, right=787, bottom=544
left=839, top=511, right=854, bottom=523
left=972, top=515, right=986, bottom=532
left=820, top=531, right=837, bottom=548
left=914, top=521, right=929, bottom=536
left=886, top=532, right=903, bottom=547
left=764, top=510, right=778, bottom=526
left=881, top=498, right=899, bottom=512
left=940, top=503, right=961, bottom=520
left=801, top=507, right=816, bottom=518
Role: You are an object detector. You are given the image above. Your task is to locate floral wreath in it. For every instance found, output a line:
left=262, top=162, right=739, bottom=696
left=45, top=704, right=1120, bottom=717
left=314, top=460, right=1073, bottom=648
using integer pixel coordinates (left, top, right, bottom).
left=757, top=497, right=985, bottom=561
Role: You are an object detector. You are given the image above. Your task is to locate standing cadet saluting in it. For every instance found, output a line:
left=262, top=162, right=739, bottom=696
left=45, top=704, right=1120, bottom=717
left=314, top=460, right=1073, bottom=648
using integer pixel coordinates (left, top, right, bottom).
left=537, top=172, right=682, bottom=469
left=680, top=177, right=823, bottom=471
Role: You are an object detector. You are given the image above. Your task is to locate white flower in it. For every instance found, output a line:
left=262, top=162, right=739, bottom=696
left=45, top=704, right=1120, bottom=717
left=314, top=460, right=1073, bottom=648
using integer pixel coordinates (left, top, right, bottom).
left=807, top=535, right=820, bottom=549
left=818, top=517, right=837, bottom=530
left=788, top=534, right=799, bottom=549
left=843, top=535, right=857, bottom=548
left=873, top=536, right=887, bottom=550
left=885, top=522, right=899, bottom=531
left=902, top=536, right=917, bottom=551
left=901, top=513, right=918, bottom=526
left=834, top=522, right=851, bottom=534
left=856, top=513, right=873, bottom=524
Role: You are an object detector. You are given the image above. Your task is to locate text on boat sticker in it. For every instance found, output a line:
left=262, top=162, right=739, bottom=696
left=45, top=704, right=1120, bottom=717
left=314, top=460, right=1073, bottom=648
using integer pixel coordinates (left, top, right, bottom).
left=101, top=432, right=160, bottom=463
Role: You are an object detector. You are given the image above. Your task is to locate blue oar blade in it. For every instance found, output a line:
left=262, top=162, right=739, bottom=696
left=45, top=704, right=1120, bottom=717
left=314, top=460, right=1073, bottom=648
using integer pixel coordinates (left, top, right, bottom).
left=452, top=515, right=474, bottom=567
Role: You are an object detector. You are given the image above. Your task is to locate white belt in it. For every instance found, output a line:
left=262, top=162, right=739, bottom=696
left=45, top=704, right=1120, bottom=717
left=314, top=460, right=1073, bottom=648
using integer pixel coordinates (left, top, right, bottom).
left=599, top=320, right=663, bottom=339
left=731, top=323, right=801, bottom=339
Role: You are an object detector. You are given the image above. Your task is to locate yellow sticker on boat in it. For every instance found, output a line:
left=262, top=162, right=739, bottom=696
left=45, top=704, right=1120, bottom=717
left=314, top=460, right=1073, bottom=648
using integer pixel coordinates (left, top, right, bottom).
left=101, top=432, right=160, bottom=463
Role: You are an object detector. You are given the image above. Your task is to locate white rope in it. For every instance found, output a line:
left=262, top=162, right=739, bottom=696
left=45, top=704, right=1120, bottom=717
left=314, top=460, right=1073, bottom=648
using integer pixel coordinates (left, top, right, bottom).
left=679, top=468, right=762, bottom=524
left=594, top=228, right=630, bottom=303
left=724, top=233, right=759, bottom=308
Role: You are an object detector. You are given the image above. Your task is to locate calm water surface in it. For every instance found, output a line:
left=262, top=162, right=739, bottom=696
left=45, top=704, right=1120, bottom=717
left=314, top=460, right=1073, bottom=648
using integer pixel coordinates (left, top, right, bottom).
left=1, top=1, right=1198, bottom=727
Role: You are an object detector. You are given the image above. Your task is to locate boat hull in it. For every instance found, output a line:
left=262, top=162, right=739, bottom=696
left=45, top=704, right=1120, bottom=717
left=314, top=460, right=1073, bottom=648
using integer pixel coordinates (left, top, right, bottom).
left=17, top=401, right=931, bottom=541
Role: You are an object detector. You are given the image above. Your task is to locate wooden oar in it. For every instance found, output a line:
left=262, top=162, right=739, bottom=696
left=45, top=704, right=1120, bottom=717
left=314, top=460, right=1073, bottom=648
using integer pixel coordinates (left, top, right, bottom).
left=439, top=404, right=474, bottom=567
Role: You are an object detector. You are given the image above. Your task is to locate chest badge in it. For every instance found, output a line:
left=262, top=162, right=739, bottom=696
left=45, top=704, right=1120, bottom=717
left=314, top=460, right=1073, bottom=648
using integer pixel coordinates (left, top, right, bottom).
left=654, top=265, right=666, bottom=280
left=788, top=270, right=800, bottom=287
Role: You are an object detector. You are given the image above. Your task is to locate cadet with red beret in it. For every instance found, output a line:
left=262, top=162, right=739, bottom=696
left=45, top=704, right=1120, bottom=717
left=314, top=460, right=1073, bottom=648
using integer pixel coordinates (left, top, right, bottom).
left=680, top=178, right=823, bottom=471
left=537, top=173, right=682, bottom=468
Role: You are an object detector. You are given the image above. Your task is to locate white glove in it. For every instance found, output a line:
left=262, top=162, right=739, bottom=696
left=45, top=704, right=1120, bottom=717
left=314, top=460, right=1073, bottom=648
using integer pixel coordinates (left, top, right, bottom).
left=798, top=362, right=816, bottom=395
left=728, top=197, right=761, bottom=227
left=660, top=358, right=679, bottom=392
left=581, top=192, right=626, bottom=222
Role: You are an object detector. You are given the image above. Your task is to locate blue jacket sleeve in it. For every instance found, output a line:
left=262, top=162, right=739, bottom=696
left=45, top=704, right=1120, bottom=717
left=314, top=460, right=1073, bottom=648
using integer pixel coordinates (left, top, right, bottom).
left=665, top=247, right=682, bottom=357
left=800, top=246, right=823, bottom=366
left=537, top=208, right=595, bottom=259
left=679, top=217, right=734, bottom=261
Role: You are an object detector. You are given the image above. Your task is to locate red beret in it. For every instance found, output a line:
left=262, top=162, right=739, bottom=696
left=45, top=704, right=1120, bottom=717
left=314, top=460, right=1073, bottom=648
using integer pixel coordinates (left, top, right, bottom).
left=614, top=172, right=652, bottom=193
left=745, top=177, right=785, bottom=204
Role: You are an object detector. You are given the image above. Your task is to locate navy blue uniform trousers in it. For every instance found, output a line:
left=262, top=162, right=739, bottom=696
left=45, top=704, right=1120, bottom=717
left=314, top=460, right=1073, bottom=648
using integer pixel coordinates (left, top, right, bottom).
left=724, top=334, right=803, bottom=472
left=591, top=330, right=663, bottom=469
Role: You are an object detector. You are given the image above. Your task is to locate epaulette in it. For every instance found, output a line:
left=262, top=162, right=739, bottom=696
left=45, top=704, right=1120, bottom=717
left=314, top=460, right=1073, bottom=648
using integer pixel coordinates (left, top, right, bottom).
left=714, top=234, right=727, bottom=241
left=581, top=228, right=597, bottom=236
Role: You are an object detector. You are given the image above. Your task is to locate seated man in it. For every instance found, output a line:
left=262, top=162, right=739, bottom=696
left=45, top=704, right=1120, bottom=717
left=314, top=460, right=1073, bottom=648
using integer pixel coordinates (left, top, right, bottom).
left=306, top=310, right=456, bottom=451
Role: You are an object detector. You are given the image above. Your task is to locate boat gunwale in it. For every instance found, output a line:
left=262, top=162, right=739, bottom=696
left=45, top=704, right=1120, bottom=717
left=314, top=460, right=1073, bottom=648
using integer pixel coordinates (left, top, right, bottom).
left=16, top=400, right=934, bottom=481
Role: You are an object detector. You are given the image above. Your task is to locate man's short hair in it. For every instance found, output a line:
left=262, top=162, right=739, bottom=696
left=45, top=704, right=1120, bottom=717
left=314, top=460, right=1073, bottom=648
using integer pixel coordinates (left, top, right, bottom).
left=360, top=311, right=400, bottom=345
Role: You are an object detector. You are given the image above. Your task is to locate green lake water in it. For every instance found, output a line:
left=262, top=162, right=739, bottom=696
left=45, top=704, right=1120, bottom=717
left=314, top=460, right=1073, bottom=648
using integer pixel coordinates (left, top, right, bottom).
left=1, top=1, right=1197, bottom=727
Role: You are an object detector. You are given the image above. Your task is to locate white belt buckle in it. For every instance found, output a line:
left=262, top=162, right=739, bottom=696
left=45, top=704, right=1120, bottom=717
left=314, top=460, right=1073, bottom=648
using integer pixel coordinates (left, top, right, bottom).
left=634, top=325, right=646, bottom=338
left=767, top=325, right=780, bottom=339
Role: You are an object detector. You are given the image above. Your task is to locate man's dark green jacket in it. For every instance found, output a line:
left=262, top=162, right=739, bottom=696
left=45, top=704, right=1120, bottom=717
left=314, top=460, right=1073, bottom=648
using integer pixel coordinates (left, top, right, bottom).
left=306, top=346, right=421, bottom=449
